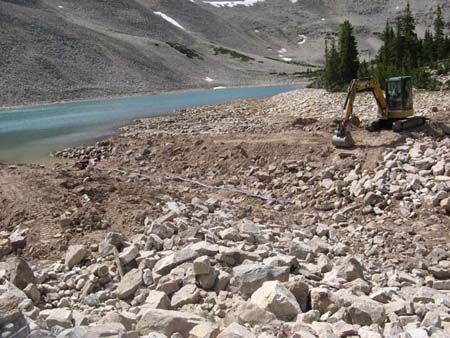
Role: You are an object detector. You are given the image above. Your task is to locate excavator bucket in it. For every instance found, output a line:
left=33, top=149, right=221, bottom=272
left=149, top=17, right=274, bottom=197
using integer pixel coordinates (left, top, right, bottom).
left=332, top=129, right=355, bottom=148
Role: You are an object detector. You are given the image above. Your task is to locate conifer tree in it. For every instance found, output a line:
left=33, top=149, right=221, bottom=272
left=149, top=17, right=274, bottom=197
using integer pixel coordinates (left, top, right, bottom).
left=338, top=20, right=359, bottom=83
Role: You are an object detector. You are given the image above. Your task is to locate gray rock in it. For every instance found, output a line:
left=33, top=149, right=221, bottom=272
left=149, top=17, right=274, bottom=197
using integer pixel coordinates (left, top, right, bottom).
left=153, top=249, right=200, bottom=275
left=216, top=323, right=256, bottom=338
left=6, top=257, right=35, bottom=290
left=116, top=268, right=142, bottom=299
left=119, top=245, right=139, bottom=265
left=231, top=264, right=289, bottom=297
left=347, top=296, right=386, bottom=326
left=65, top=245, right=87, bottom=269
left=170, top=284, right=200, bottom=308
left=136, top=309, right=205, bottom=336
left=144, top=290, right=171, bottom=310
left=364, top=192, right=384, bottom=207
left=289, top=241, right=312, bottom=260
left=193, top=256, right=211, bottom=275
left=250, top=280, right=301, bottom=321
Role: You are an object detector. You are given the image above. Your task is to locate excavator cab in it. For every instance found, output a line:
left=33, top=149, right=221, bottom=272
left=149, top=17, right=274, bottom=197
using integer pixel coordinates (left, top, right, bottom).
left=386, top=76, right=413, bottom=113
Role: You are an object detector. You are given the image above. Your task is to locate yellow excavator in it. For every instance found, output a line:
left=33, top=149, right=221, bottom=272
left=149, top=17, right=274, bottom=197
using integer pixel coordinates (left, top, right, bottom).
left=332, top=76, right=427, bottom=148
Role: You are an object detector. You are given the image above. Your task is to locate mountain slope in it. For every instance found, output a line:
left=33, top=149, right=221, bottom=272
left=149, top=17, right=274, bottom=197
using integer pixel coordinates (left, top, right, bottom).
left=0, top=0, right=448, bottom=106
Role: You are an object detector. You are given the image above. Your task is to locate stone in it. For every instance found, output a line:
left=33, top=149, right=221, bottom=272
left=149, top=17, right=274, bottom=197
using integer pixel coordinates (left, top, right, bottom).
left=347, top=296, right=386, bottom=326
left=238, top=302, right=277, bottom=325
left=214, top=270, right=231, bottom=292
left=62, top=323, right=127, bottom=338
left=99, top=312, right=136, bottom=331
left=65, top=245, right=87, bottom=269
left=197, top=269, right=218, bottom=290
left=9, top=230, right=27, bottom=251
left=231, top=264, right=289, bottom=297
left=170, top=284, right=200, bottom=308
left=308, top=236, right=330, bottom=254
left=136, top=309, right=205, bottom=336
left=440, top=198, right=450, bottom=214
left=324, top=257, right=364, bottom=283
left=116, top=268, right=142, bottom=299
left=332, top=320, right=358, bottom=337
left=144, top=290, right=171, bottom=310
left=23, top=284, right=40, bottom=304
left=188, top=241, right=219, bottom=256
left=364, top=192, right=384, bottom=206
left=119, top=245, right=139, bottom=265
left=153, top=249, right=199, bottom=275
left=413, top=287, right=446, bottom=304
left=216, top=323, right=256, bottom=338
left=147, top=221, right=176, bottom=240
left=0, top=289, right=22, bottom=325
left=358, top=328, right=383, bottom=338
left=310, top=288, right=337, bottom=314
left=289, top=241, right=312, bottom=260
left=432, top=161, right=446, bottom=176
left=250, top=280, right=301, bottom=321
left=41, top=308, right=72, bottom=329
left=422, top=311, right=441, bottom=328
left=190, top=322, right=220, bottom=338
left=193, top=256, right=212, bottom=275
left=286, top=277, right=309, bottom=312
left=7, top=257, right=35, bottom=290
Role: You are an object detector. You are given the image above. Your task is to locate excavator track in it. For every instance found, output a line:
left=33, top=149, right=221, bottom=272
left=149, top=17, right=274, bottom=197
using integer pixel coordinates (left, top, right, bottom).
left=392, top=116, right=428, bottom=132
left=366, top=117, right=428, bottom=133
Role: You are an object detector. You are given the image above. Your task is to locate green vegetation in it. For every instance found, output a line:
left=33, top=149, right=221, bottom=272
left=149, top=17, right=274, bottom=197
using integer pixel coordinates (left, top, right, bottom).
left=166, top=42, right=203, bottom=60
left=323, top=3, right=450, bottom=91
left=323, top=20, right=359, bottom=91
left=213, top=46, right=255, bottom=62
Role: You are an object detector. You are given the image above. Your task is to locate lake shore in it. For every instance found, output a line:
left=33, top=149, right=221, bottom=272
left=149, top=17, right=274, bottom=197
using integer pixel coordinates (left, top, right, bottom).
left=0, top=80, right=308, bottom=111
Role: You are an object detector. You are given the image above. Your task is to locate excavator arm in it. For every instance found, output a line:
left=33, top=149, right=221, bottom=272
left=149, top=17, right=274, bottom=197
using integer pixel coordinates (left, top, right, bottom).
left=332, top=78, right=388, bottom=148
left=339, top=78, right=388, bottom=129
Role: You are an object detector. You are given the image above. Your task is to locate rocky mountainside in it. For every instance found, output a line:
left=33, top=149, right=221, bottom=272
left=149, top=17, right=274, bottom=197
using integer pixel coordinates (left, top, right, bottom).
left=0, top=0, right=448, bottom=106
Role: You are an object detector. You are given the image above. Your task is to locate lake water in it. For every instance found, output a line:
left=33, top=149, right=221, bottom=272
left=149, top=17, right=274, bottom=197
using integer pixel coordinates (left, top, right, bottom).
left=0, top=85, right=299, bottom=163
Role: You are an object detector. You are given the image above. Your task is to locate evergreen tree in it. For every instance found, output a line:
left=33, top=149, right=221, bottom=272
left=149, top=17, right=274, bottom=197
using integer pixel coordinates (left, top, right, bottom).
left=338, top=20, right=359, bottom=83
left=434, top=5, right=446, bottom=60
left=324, top=38, right=341, bottom=90
left=398, top=2, right=419, bottom=69
left=422, top=30, right=434, bottom=65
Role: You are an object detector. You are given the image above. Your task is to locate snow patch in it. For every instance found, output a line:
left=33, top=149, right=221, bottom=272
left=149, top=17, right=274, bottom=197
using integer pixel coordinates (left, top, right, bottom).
left=153, top=11, right=186, bottom=31
left=213, top=86, right=227, bottom=90
left=281, top=57, right=292, bottom=62
left=205, top=77, right=214, bottom=82
left=58, top=5, right=63, bottom=8
left=298, top=34, right=307, bottom=45
left=203, top=0, right=265, bottom=8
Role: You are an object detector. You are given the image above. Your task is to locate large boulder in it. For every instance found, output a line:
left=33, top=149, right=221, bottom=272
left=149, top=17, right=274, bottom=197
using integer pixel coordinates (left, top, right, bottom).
left=136, top=309, right=205, bottom=336
left=7, top=257, right=35, bottom=290
left=153, top=248, right=200, bottom=275
left=116, top=268, right=142, bottom=299
left=65, top=245, right=87, bottom=269
left=216, top=323, right=256, bottom=338
left=347, top=296, right=386, bottom=326
left=250, top=281, right=301, bottom=321
left=231, top=264, right=289, bottom=297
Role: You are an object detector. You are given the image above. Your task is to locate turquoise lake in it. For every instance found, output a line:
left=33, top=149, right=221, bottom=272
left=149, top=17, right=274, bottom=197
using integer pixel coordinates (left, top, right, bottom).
left=0, top=85, right=299, bottom=163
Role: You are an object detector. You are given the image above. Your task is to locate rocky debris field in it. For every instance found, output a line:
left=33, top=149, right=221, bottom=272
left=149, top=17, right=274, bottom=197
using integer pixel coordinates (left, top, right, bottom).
left=1, top=89, right=450, bottom=338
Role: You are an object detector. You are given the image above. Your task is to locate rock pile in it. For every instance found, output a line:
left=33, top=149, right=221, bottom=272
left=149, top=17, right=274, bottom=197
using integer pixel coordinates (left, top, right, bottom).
left=1, top=181, right=449, bottom=337
left=1, top=89, right=449, bottom=337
